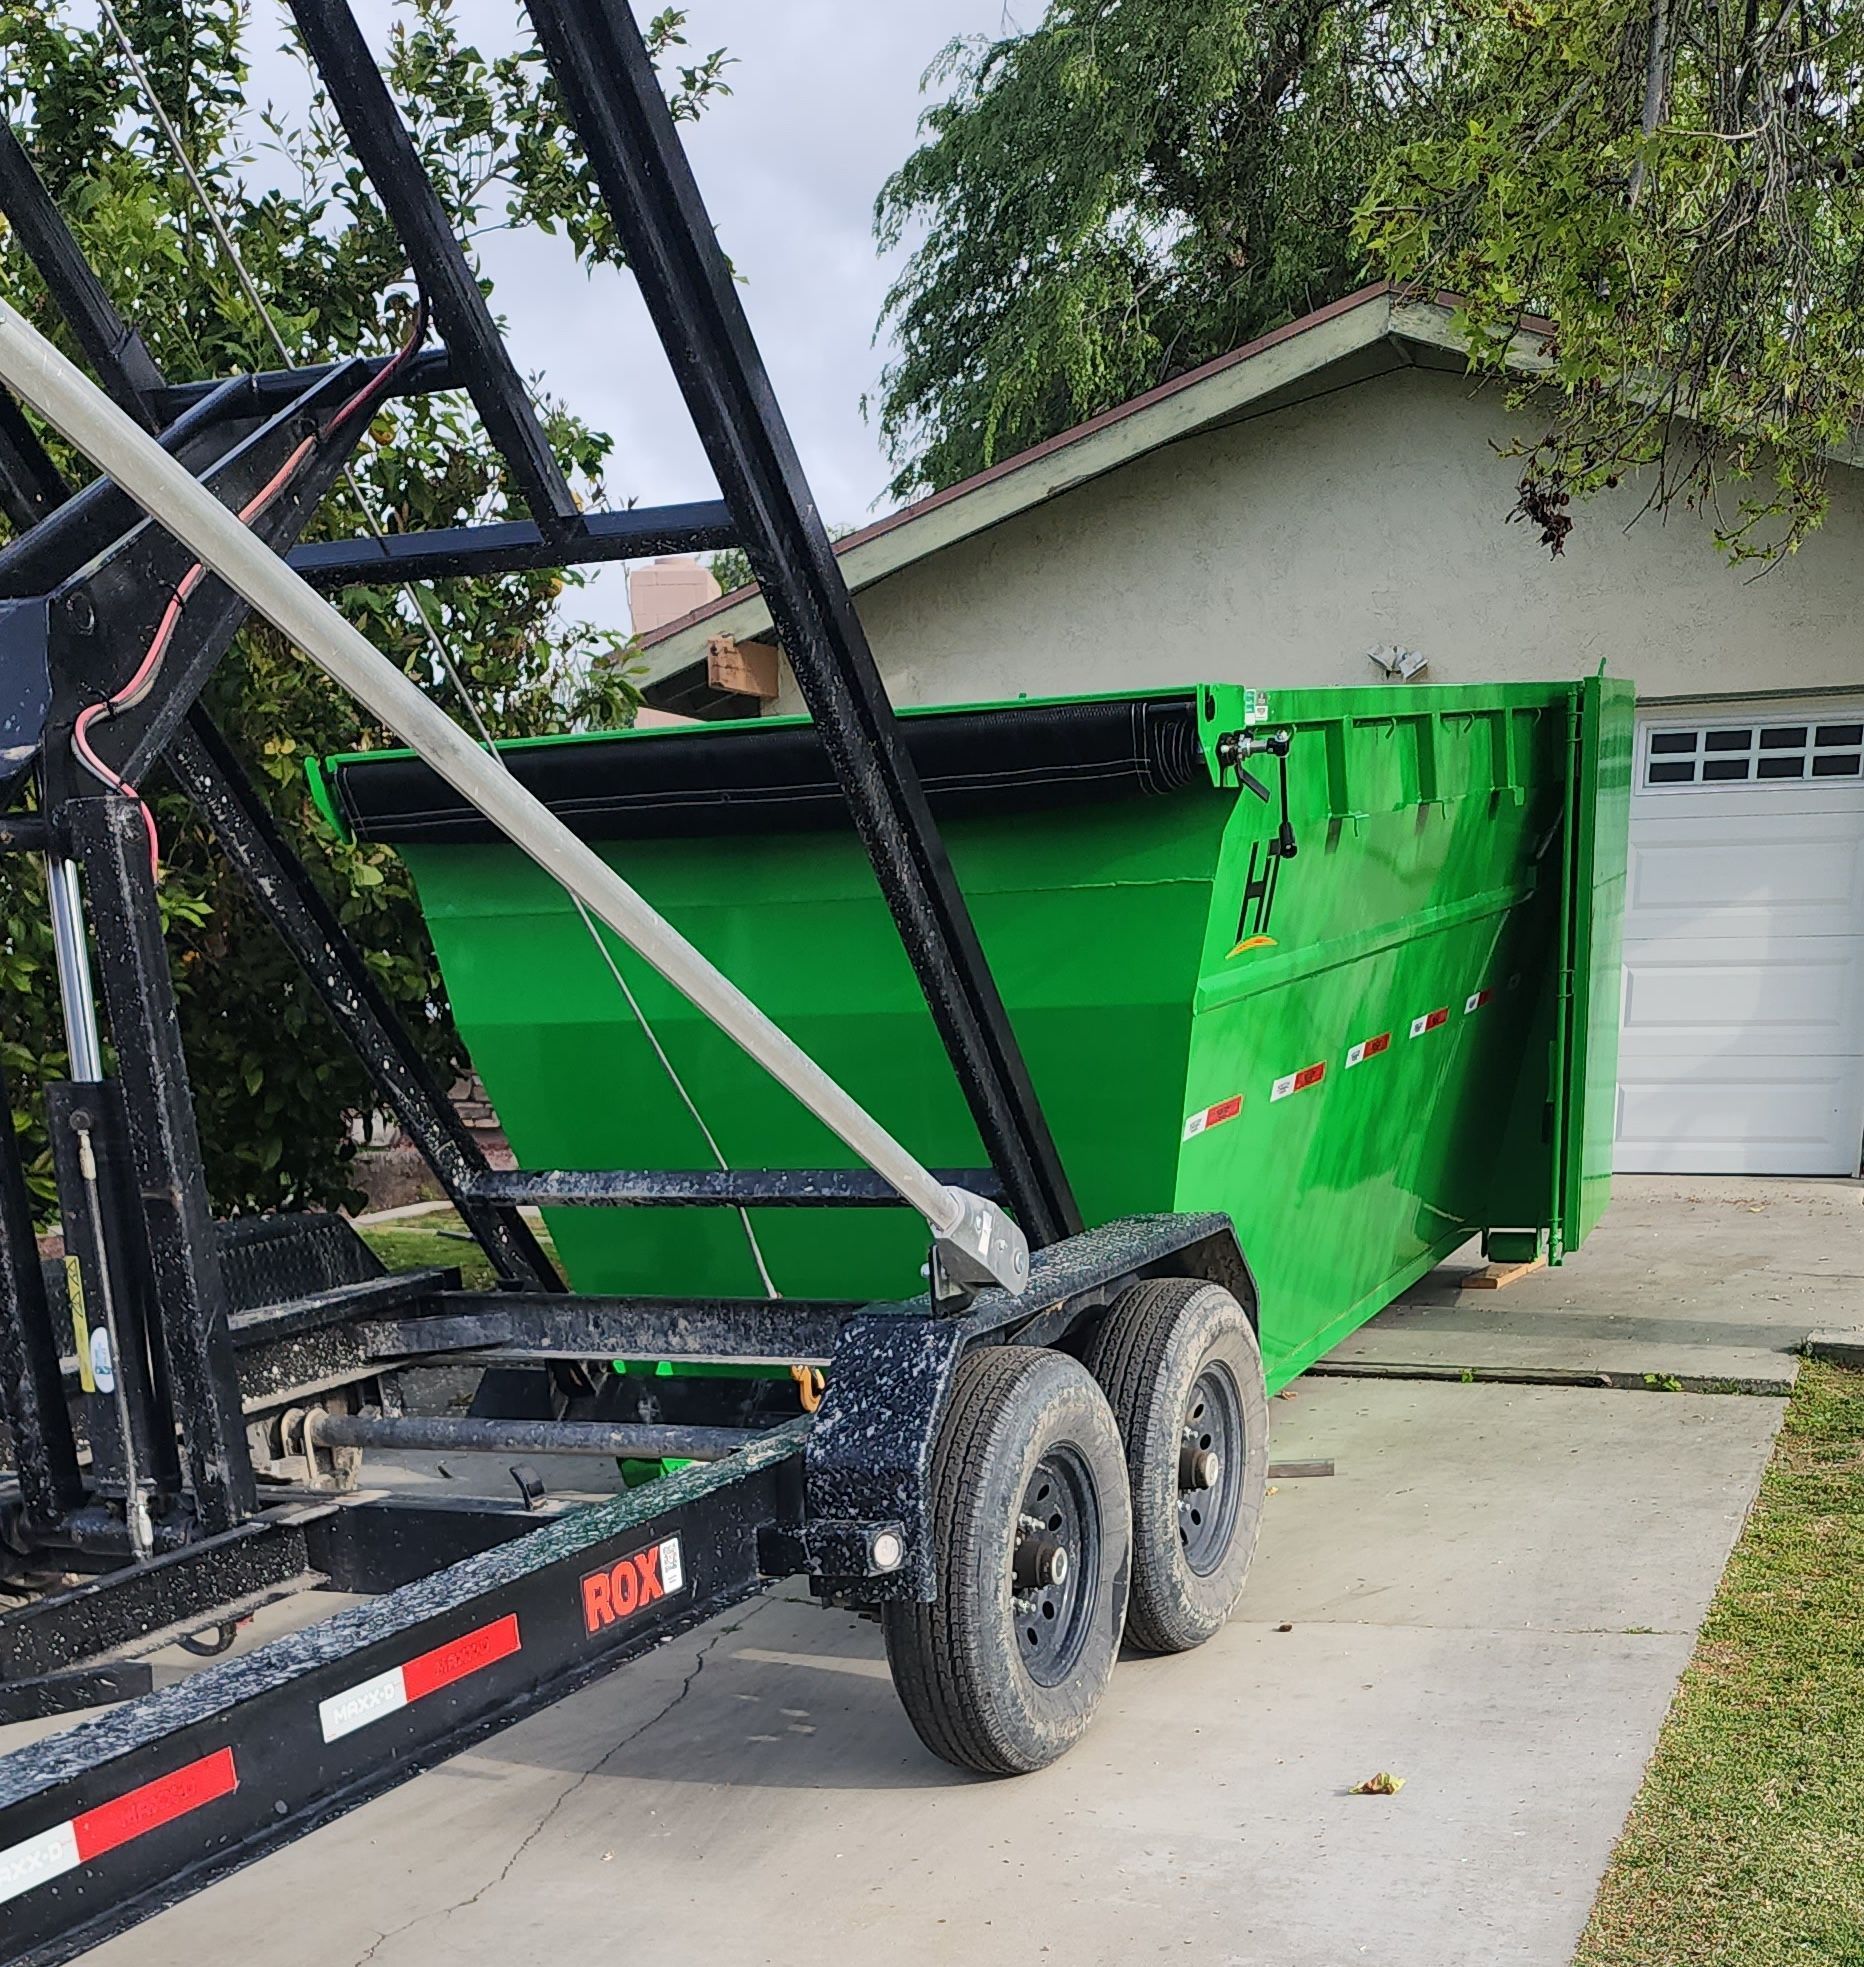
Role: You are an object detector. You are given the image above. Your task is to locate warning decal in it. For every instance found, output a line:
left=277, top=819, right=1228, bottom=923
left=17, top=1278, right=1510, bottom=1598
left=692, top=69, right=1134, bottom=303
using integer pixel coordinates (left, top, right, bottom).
left=1270, top=1062, right=1327, bottom=1102
left=1183, top=1095, right=1244, bottom=1141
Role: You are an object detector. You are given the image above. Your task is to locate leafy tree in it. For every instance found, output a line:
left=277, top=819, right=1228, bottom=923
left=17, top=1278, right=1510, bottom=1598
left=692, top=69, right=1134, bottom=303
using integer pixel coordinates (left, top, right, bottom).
left=1360, top=0, right=1864, bottom=559
left=0, top=0, right=731, bottom=1212
left=872, top=0, right=1457, bottom=499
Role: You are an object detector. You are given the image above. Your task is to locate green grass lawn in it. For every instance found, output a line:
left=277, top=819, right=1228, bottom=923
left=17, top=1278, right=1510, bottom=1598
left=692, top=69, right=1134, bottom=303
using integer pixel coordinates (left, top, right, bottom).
left=1576, top=1361, right=1864, bottom=1967
left=356, top=1211, right=559, bottom=1292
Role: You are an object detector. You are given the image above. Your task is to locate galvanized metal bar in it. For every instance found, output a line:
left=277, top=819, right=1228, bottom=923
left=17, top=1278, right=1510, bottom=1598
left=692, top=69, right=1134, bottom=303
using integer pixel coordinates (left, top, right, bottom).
left=0, top=125, right=166, bottom=428
left=305, top=1410, right=765, bottom=1463
left=0, top=293, right=1028, bottom=1294
left=461, top=1166, right=1004, bottom=1208
left=288, top=499, right=736, bottom=587
left=523, top=0, right=1080, bottom=1251
left=285, top=0, right=579, bottom=532
left=66, top=796, right=257, bottom=1531
left=168, top=710, right=560, bottom=1290
left=44, top=857, right=102, bottom=1084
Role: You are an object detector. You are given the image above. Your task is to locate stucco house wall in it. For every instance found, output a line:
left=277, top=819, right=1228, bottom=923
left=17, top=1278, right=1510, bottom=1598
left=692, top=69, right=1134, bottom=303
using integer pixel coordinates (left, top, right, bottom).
left=769, top=363, right=1864, bottom=715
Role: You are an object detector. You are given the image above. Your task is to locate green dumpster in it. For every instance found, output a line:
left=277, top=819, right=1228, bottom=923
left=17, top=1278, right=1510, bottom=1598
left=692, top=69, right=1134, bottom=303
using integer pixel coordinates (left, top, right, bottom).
left=312, top=678, right=1632, bottom=1391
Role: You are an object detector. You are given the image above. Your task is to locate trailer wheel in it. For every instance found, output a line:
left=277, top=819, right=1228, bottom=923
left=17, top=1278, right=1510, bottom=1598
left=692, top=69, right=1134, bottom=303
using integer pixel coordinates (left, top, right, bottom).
left=1085, top=1278, right=1267, bottom=1654
left=883, top=1346, right=1131, bottom=1776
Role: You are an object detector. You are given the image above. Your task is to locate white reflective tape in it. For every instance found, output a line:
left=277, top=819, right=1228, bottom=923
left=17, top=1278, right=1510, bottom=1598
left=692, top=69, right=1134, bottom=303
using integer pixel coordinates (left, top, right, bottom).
left=659, top=1536, right=685, bottom=1594
left=1270, top=1073, right=1296, bottom=1102
left=318, top=1665, right=407, bottom=1743
left=1409, top=1014, right=1430, bottom=1039
left=0, top=1821, right=79, bottom=1907
left=1346, top=1042, right=1366, bottom=1068
left=1182, top=1111, right=1208, bottom=1141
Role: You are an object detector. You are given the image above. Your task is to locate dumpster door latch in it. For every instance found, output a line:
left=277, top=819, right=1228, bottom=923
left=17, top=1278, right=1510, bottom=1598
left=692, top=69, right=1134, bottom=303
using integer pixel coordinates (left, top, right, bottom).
left=1216, top=728, right=1298, bottom=860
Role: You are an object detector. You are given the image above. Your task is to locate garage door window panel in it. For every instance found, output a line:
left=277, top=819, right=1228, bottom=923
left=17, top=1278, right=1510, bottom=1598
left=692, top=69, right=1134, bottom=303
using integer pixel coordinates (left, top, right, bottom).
left=1643, top=721, right=1864, bottom=790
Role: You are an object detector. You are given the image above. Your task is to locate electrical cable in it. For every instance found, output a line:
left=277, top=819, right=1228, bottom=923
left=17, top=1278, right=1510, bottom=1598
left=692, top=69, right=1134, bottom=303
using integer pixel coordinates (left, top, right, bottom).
left=97, top=4, right=781, bottom=1300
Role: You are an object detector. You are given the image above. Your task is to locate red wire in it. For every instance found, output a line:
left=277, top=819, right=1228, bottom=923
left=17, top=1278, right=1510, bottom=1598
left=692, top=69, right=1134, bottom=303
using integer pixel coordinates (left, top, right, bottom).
left=73, top=301, right=431, bottom=880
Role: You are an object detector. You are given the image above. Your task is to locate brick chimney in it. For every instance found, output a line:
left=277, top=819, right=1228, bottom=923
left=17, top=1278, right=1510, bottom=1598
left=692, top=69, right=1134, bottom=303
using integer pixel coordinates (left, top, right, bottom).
left=627, top=555, right=721, bottom=637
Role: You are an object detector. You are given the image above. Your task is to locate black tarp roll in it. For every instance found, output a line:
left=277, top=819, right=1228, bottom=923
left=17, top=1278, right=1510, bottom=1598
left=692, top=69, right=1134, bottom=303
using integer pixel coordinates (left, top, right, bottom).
left=325, top=691, right=1209, bottom=845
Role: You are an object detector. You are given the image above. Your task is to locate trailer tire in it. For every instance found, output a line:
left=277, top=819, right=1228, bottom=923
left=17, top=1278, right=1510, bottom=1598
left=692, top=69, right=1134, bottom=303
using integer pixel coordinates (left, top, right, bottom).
left=883, top=1345, right=1131, bottom=1776
left=1085, top=1278, right=1267, bottom=1654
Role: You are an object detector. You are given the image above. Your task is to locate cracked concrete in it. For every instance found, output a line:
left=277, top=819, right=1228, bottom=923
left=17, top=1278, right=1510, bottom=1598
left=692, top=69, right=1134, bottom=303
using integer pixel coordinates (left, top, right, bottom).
left=17, top=1175, right=1824, bottom=1965
left=74, top=1373, right=1780, bottom=1967
left=344, top=1622, right=737, bottom=1967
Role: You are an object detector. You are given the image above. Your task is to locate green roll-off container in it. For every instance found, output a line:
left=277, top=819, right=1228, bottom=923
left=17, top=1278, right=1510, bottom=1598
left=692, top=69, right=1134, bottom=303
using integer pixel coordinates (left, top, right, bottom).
left=313, top=678, right=1632, bottom=1391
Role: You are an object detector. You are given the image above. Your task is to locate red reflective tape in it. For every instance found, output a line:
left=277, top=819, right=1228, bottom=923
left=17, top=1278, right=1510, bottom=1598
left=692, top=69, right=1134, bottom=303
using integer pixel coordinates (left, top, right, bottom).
left=1183, top=1094, right=1244, bottom=1140
left=1292, top=1062, right=1326, bottom=1093
left=70, top=1747, right=238, bottom=1864
left=400, top=1613, right=521, bottom=1704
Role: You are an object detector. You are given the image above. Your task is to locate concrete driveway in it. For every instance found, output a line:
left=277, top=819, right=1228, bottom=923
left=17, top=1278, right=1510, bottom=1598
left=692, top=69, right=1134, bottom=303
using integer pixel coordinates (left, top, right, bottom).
left=23, top=1177, right=1861, bottom=1966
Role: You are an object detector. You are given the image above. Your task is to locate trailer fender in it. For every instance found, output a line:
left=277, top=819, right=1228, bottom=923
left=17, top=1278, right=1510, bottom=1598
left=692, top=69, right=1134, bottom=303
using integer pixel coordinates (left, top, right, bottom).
left=800, top=1212, right=1254, bottom=1603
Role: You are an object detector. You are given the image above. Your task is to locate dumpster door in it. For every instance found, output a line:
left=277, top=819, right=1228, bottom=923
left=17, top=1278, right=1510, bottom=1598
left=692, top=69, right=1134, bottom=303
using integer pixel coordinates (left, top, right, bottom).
left=1552, top=675, right=1636, bottom=1256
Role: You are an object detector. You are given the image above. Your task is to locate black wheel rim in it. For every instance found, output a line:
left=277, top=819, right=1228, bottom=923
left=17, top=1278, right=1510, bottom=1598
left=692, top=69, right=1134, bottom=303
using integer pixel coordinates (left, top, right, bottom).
left=1178, top=1359, right=1244, bottom=1576
left=1012, top=1444, right=1100, bottom=1688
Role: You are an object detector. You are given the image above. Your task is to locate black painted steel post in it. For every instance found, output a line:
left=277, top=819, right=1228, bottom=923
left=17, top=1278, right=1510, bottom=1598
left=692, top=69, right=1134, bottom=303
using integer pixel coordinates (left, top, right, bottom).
left=0, top=1057, right=85, bottom=1527
left=523, top=0, right=1081, bottom=1248
left=168, top=709, right=560, bottom=1290
left=66, top=796, right=257, bottom=1530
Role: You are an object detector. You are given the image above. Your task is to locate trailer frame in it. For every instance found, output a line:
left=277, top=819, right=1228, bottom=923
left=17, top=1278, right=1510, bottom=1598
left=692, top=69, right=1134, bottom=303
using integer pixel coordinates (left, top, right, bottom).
left=0, top=7, right=1259, bottom=1961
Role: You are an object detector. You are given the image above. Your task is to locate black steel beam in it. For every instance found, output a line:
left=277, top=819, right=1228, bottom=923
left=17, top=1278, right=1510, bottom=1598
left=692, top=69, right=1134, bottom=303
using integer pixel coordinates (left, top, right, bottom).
left=0, top=376, right=257, bottom=601
left=67, top=798, right=257, bottom=1532
left=225, top=1267, right=456, bottom=1348
left=0, top=390, right=69, bottom=531
left=0, top=1430, right=804, bottom=1967
left=460, top=1166, right=1003, bottom=1208
left=307, top=1410, right=765, bottom=1462
left=0, top=1663, right=156, bottom=1725
left=43, top=365, right=372, bottom=803
left=306, top=1490, right=565, bottom=1593
left=286, top=0, right=579, bottom=534
left=360, top=1292, right=864, bottom=1366
left=169, top=710, right=561, bottom=1291
left=525, top=0, right=1080, bottom=1248
left=0, top=1517, right=319, bottom=1679
left=288, top=499, right=736, bottom=587
left=153, top=347, right=456, bottom=420
left=0, top=1057, right=85, bottom=1527
left=0, top=125, right=166, bottom=428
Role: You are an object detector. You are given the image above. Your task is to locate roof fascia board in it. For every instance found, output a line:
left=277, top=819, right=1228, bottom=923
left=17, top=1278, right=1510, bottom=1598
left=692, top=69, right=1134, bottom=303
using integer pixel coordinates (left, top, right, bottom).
left=640, top=290, right=1400, bottom=679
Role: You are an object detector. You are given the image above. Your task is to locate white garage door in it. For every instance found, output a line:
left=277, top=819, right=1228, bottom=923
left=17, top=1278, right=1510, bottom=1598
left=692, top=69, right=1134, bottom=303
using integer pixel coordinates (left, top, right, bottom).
left=1616, top=700, right=1864, bottom=1175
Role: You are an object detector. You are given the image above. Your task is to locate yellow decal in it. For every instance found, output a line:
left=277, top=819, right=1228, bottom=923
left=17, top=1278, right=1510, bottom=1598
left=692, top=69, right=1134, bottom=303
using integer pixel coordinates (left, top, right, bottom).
left=65, top=1253, right=95, bottom=1393
left=1228, top=934, right=1277, bottom=958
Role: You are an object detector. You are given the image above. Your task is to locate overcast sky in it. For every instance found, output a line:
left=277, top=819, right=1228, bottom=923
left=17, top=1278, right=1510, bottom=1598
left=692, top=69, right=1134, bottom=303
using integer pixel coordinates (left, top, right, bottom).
left=302, top=1, right=1033, bottom=636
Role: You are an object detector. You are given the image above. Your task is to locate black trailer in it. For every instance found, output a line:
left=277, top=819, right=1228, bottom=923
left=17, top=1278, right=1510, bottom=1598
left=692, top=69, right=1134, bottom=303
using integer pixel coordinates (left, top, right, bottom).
left=0, top=8, right=1266, bottom=1961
